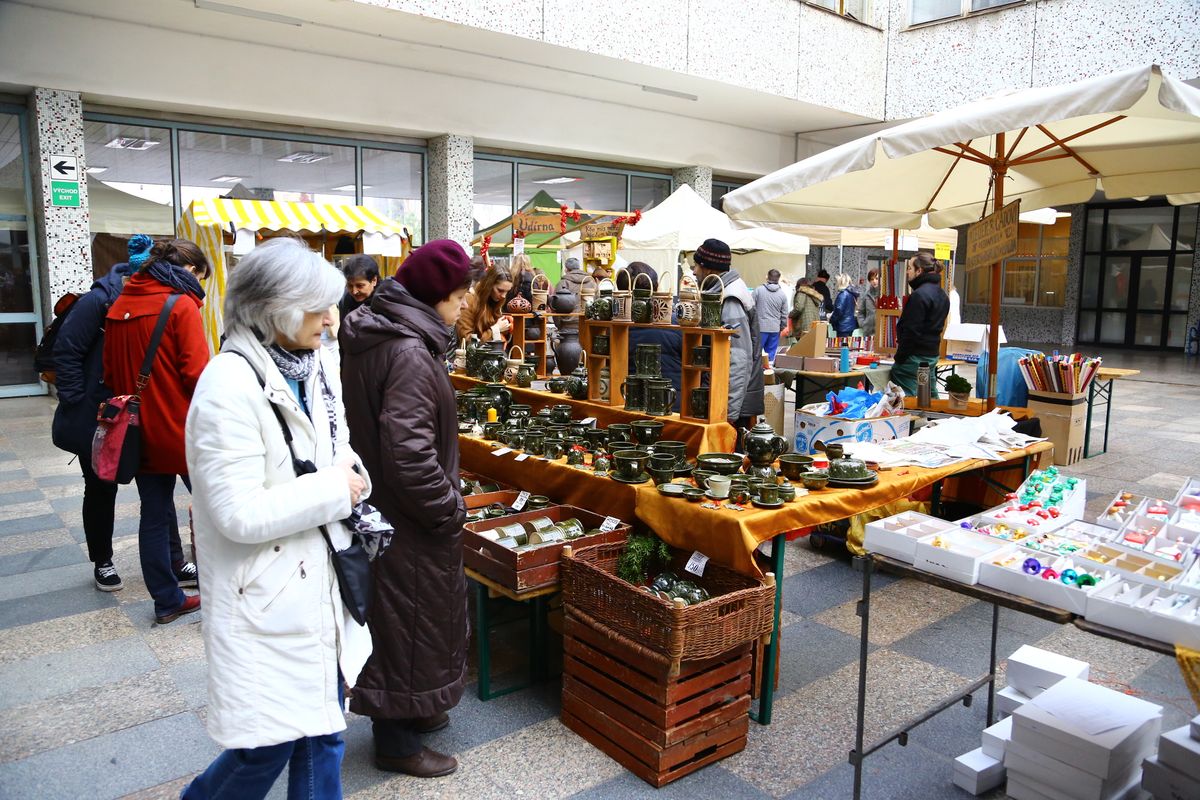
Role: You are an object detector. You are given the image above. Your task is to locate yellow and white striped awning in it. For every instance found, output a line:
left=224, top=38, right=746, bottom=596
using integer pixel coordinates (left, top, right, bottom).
left=182, top=198, right=408, bottom=237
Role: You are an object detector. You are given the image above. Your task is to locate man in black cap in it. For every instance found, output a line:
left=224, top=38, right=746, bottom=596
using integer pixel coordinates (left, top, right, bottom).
left=812, top=268, right=834, bottom=318
left=692, top=238, right=763, bottom=431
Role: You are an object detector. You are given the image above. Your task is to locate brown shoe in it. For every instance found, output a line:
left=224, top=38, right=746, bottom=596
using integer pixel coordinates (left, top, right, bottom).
left=415, top=712, right=449, bottom=734
left=155, top=594, right=201, bottom=625
left=375, top=746, right=457, bottom=778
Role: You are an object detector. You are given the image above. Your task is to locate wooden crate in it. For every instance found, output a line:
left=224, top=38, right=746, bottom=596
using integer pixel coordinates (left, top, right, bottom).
left=560, top=612, right=750, bottom=787
left=462, top=506, right=630, bottom=592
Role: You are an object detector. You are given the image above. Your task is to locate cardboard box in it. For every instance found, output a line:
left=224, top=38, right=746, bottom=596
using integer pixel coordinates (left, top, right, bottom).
left=1141, top=755, right=1200, bottom=800
left=1006, top=645, right=1090, bottom=698
left=912, top=529, right=1006, bottom=584
left=804, top=356, right=837, bottom=373
left=863, top=512, right=954, bottom=563
left=793, top=412, right=911, bottom=455
left=1158, top=725, right=1200, bottom=778
left=981, top=715, right=1013, bottom=760
left=952, top=747, right=1005, bottom=795
left=1027, top=390, right=1088, bottom=466
left=1005, top=738, right=1142, bottom=800
left=997, top=684, right=1031, bottom=717
left=1010, top=678, right=1162, bottom=780
left=773, top=353, right=806, bottom=370
left=943, top=322, right=1007, bottom=358
left=788, top=322, right=829, bottom=358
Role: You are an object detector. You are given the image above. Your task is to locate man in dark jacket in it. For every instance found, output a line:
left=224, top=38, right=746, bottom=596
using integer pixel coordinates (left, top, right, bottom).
left=812, top=268, right=834, bottom=317
left=892, top=252, right=950, bottom=397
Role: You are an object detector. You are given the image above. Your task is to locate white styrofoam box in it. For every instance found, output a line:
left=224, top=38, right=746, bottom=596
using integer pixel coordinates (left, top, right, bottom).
left=1172, top=477, right=1200, bottom=510
left=1192, top=714, right=1200, bottom=741
left=952, top=747, right=1005, bottom=795
left=1174, top=507, right=1200, bottom=534
left=1141, top=755, right=1200, bottom=800
left=997, top=685, right=1031, bottom=716
left=1158, top=725, right=1200, bottom=778
left=792, top=411, right=911, bottom=455
left=978, top=548, right=1112, bottom=616
left=1010, top=678, right=1162, bottom=780
left=1096, top=491, right=1146, bottom=530
left=912, top=529, right=1006, bottom=584
left=1005, top=738, right=1142, bottom=800
left=981, top=715, right=1013, bottom=760
left=1008, top=773, right=1143, bottom=800
left=1007, top=645, right=1090, bottom=698
left=944, top=322, right=1006, bottom=357
left=863, top=514, right=956, bottom=563
left=1086, top=580, right=1200, bottom=649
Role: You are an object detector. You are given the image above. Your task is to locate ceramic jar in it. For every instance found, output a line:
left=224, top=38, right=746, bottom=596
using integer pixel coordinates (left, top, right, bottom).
left=742, top=422, right=789, bottom=467
left=478, top=349, right=506, bottom=383
left=515, top=362, right=536, bottom=388
left=531, top=273, right=550, bottom=313
left=553, top=328, right=583, bottom=376
left=620, top=374, right=648, bottom=412
left=699, top=274, right=725, bottom=329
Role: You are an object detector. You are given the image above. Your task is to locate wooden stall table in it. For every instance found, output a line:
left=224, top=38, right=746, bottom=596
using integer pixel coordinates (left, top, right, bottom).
left=633, top=441, right=1053, bottom=726
left=452, top=375, right=736, bottom=456
left=1085, top=367, right=1139, bottom=458
left=901, top=396, right=1030, bottom=419
left=466, top=566, right=558, bottom=700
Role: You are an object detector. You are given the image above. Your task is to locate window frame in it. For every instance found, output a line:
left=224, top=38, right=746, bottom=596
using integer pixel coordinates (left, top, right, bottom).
left=965, top=219, right=1070, bottom=308
left=909, top=0, right=1026, bottom=27
left=804, top=0, right=874, bottom=23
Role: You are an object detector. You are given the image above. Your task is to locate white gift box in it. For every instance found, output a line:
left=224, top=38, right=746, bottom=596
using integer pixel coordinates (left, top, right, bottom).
left=1004, top=738, right=1142, bottom=800
left=952, top=747, right=1005, bottom=795
left=978, top=547, right=1112, bottom=616
left=1158, top=724, right=1200, bottom=778
left=997, top=684, right=1031, bottom=717
left=1010, top=678, right=1161, bottom=781
left=1007, top=771, right=1143, bottom=800
left=912, top=529, right=1006, bottom=584
left=863, top=512, right=956, bottom=563
left=981, top=715, right=1013, bottom=759
left=1007, top=645, right=1090, bottom=698
left=1140, top=755, right=1200, bottom=800
left=1086, top=580, right=1200, bottom=648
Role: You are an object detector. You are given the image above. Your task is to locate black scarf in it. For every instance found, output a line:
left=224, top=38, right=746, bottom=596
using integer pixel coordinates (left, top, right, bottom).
left=147, top=260, right=206, bottom=301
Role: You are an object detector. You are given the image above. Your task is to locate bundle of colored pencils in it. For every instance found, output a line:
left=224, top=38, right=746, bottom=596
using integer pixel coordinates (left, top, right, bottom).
left=1017, top=352, right=1102, bottom=394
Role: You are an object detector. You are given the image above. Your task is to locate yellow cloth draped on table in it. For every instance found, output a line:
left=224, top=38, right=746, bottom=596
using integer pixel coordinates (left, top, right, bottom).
left=1177, top=644, right=1200, bottom=711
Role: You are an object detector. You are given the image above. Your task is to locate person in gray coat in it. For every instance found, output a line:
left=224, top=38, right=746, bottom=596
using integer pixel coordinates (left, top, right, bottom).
left=856, top=268, right=879, bottom=337
left=751, top=269, right=789, bottom=362
left=554, top=257, right=593, bottom=298
left=692, top=239, right=763, bottom=429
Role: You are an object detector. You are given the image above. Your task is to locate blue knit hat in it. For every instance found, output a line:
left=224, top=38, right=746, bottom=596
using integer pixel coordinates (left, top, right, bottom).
left=127, top=234, right=154, bottom=267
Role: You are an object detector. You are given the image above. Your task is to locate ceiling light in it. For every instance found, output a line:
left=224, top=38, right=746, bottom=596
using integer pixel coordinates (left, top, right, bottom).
left=211, top=175, right=245, bottom=183
left=640, top=85, right=699, bottom=102
left=85, top=166, right=108, bottom=174
left=533, top=176, right=582, bottom=185
left=105, top=137, right=160, bottom=151
left=278, top=152, right=330, bottom=164
left=330, top=184, right=370, bottom=191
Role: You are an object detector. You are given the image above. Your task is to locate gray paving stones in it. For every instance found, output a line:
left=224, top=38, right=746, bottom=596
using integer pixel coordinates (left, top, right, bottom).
left=0, top=636, right=159, bottom=711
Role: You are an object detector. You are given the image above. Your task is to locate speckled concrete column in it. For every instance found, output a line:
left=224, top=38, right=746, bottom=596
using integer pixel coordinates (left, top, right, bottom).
left=28, top=88, right=91, bottom=313
left=427, top=134, right=473, bottom=245
left=672, top=166, right=712, bottom=205
left=1060, top=204, right=1087, bottom=347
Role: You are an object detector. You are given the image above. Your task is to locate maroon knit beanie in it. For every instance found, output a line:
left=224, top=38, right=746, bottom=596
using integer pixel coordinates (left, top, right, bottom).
left=396, top=240, right=471, bottom=306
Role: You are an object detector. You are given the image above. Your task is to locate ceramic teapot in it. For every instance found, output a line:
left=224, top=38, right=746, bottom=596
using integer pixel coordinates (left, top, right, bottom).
left=548, top=281, right=578, bottom=313
left=478, top=383, right=513, bottom=421
left=564, top=352, right=589, bottom=400
left=741, top=422, right=789, bottom=466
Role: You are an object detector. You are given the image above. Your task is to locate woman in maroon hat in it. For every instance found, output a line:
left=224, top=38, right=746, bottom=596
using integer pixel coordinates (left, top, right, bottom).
left=338, top=240, right=472, bottom=779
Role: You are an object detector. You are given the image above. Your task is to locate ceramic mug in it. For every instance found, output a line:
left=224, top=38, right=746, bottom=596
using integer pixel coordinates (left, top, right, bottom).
left=544, top=439, right=565, bottom=460
left=635, top=343, right=662, bottom=376
left=690, top=387, right=709, bottom=419
left=632, top=420, right=664, bottom=445
left=523, top=431, right=545, bottom=455
left=649, top=452, right=676, bottom=472
left=593, top=333, right=610, bottom=356
left=620, top=374, right=648, bottom=412
left=607, top=423, right=633, bottom=444
left=690, top=345, right=712, bottom=368
left=551, top=404, right=573, bottom=425
left=612, top=449, right=650, bottom=480
left=757, top=483, right=781, bottom=504
left=645, top=378, right=676, bottom=417
left=706, top=475, right=731, bottom=498
left=654, top=440, right=687, bottom=468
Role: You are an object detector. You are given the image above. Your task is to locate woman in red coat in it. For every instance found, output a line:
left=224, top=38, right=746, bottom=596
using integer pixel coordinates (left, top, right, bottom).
left=103, top=239, right=211, bottom=624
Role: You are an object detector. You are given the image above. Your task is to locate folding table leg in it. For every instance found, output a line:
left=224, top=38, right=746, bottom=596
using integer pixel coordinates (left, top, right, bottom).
left=475, top=580, right=491, bottom=701
left=752, top=531, right=787, bottom=725
left=851, top=555, right=874, bottom=800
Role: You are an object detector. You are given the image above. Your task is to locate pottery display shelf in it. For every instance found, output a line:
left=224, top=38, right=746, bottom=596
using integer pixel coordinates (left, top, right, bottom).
left=508, top=312, right=584, bottom=378
left=580, top=319, right=734, bottom=425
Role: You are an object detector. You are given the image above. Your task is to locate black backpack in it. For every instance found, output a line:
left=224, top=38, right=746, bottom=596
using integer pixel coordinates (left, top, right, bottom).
left=34, top=292, right=81, bottom=384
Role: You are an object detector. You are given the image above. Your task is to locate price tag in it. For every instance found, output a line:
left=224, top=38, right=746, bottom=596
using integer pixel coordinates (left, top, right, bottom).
left=684, top=551, right=709, bottom=577
left=512, top=490, right=530, bottom=510
left=580, top=417, right=596, bottom=425
left=514, top=453, right=530, bottom=462
left=491, top=447, right=512, bottom=456
left=599, top=516, right=620, bottom=532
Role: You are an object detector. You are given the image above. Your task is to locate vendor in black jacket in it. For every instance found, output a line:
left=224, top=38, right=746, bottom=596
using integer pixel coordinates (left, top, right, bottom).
left=891, top=252, right=949, bottom=398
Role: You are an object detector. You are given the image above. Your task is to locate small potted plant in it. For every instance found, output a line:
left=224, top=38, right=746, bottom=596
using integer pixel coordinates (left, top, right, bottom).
left=945, top=374, right=972, bottom=410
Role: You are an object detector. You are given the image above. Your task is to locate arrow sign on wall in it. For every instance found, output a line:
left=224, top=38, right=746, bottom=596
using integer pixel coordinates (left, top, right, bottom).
left=49, top=154, right=81, bottom=208
left=53, top=159, right=77, bottom=177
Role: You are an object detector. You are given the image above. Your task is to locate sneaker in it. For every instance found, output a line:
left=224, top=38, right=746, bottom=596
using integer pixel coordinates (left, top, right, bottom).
left=94, top=560, right=123, bottom=592
left=173, top=561, right=199, bottom=588
left=155, top=594, right=201, bottom=625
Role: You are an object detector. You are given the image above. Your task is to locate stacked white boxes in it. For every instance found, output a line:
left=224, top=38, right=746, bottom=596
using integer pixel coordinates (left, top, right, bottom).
left=1141, top=720, right=1200, bottom=799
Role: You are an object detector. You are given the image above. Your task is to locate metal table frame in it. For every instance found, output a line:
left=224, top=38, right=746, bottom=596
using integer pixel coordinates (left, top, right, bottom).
left=1084, top=374, right=1116, bottom=458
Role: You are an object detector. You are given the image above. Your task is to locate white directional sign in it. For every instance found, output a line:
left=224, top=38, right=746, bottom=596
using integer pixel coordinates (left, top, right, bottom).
left=49, top=154, right=81, bottom=208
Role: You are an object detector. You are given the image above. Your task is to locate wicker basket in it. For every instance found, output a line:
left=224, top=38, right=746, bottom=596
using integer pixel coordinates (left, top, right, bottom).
left=561, top=541, right=776, bottom=675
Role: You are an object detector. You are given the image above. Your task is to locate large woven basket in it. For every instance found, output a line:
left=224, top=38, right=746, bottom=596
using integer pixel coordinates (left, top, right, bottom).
left=561, top=541, right=775, bottom=675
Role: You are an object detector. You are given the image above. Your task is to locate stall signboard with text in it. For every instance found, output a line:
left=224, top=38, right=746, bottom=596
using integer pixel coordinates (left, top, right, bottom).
left=966, top=201, right=1020, bottom=271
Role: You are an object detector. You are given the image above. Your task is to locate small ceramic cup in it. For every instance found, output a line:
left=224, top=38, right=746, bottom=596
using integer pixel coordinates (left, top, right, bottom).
left=706, top=475, right=731, bottom=498
left=757, top=483, right=781, bottom=504
left=650, top=453, right=677, bottom=472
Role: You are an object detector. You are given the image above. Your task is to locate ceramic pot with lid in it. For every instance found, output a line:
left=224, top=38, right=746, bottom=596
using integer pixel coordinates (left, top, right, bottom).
left=742, top=422, right=789, bottom=467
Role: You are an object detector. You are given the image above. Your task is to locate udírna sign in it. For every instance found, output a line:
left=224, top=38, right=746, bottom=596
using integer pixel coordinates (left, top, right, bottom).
left=966, top=200, right=1021, bottom=271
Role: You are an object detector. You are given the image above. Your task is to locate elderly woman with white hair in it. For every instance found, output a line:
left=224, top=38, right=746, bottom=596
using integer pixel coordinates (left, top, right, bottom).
left=183, top=237, right=372, bottom=799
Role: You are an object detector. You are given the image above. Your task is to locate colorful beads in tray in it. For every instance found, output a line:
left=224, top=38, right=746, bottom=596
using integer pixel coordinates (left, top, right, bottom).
left=1015, top=467, right=1080, bottom=509
left=1101, top=491, right=1144, bottom=527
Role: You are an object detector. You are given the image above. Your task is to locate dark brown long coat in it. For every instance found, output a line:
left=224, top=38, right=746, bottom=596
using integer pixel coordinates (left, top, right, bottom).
left=340, top=278, right=467, bottom=721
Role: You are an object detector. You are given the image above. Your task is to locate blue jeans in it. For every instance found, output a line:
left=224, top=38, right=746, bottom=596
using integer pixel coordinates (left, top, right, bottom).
left=760, top=331, right=781, bottom=361
left=134, top=473, right=188, bottom=616
left=182, top=733, right=345, bottom=800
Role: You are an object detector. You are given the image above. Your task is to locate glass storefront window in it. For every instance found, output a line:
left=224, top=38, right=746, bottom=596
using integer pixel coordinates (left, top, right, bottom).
left=473, top=159, right=513, bottom=232
left=362, top=148, right=423, bottom=239
left=517, top=164, right=627, bottom=213
left=0, top=322, right=37, bottom=386
left=1081, top=255, right=1100, bottom=307
left=0, top=229, right=33, bottom=313
left=1177, top=205, right=1198, bottom=250
left=1039, top=258, right=1067, bottom=307
left=1085, top=208, right=1104, bottom=252
left=631, top=176, right=670, bottom=211
left=1077, top=310, right=1096, bottom=343
left=1106, top=206, right=1178, bottom=250
left=178, top=130, right=355, bottom=208
left=1002, top=259, right=1036, bottom=304
left=994, top=217, right=1070, bottom=307
left=1171, top=262, right=1192, bottom=311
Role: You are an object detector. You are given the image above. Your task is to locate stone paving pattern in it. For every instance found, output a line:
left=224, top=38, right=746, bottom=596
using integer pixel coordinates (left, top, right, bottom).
left=0, top=350, right=1196, bottom=799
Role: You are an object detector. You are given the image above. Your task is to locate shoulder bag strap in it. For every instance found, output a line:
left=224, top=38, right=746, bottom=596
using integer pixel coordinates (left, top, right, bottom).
left=226, top=348, right=340, bottom=556
left=135, top=293, right=182, bottom=393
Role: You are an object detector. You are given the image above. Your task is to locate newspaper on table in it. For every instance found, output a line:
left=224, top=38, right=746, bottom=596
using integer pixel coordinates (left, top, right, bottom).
left=842, top=410, right=1042, bottom=468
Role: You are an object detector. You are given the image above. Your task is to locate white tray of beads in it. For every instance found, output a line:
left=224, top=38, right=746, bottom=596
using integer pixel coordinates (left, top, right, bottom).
left=912, top=529, right=1007, bottom=585
left=1086, top=580, right=1200, bottom=648
left=864, top=511, right=958, bottom=563
left=979, top=546, right=1115, bottom=615
left=1096, top=490, right=1146, bottom=530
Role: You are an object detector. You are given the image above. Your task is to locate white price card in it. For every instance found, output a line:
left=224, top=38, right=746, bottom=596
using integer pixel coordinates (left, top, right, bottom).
left=580, top=417, right=596, bottom=425
left=514, top=453, right=530, bottom=462
left=684, top=551, right=709, bottom=577
left=512, top=490, right=530, bottom=510
left=491, top=447, right=512, bottom=456
left=599, top=516, right=620, bottom=532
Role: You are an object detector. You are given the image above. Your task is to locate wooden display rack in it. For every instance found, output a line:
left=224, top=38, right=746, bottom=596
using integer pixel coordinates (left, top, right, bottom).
left=874, top=308, right=901, bottom=356
left=579, top=319, right=731, bottom=423
left=509, top=312, right=584, bottom=378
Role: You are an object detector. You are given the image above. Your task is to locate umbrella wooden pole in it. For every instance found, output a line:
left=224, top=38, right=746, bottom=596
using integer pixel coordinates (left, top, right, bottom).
left=987, top=132, right=1006, bottom=411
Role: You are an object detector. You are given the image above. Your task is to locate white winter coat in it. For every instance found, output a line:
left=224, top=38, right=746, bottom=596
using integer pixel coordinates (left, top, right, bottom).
left=185, top=329, right=373, bottom=750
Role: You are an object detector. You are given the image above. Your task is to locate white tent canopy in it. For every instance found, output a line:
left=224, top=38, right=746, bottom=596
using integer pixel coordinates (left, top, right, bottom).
left=723, top=65, right=1200, bottom=230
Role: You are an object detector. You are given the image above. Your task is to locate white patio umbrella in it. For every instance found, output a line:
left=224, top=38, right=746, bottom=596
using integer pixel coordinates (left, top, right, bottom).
left=723, top=64, right=1200, bottom=405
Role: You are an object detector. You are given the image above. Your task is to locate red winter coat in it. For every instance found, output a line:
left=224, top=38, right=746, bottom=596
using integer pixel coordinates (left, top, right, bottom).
left=103, top=273, right=209, bottom=476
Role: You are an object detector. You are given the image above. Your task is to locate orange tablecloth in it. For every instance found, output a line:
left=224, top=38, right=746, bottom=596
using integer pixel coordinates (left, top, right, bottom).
left=458, top=434, right=639, bottom=521
left=452, top=375, right=735, bottom=457
left=635, top=442, right=1053, bottom=578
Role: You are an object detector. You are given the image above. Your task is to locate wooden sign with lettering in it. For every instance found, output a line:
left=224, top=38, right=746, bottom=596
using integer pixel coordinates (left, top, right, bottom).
left=581, top=220, right=625, bottom=240
left=512, top=212, right=561, bottom=236
left=965, top=200, right=1020, bottom=270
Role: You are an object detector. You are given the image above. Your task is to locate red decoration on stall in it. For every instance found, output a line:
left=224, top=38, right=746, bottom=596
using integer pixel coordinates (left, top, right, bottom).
left=481, top=234, right=493, bottom=266
left=559, top=205, right=581, bottom=234
left=877, top=294, right=900, bottom=310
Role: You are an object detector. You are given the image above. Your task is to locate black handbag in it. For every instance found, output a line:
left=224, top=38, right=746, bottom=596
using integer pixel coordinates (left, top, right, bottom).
left=229, top=350, right=372, bottom=626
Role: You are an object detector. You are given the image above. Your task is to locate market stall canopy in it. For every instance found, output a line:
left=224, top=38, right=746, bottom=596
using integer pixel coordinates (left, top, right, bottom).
left=723, top=64, right=1200, bottom=230
left=179, top=198, right=410, bottom=352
